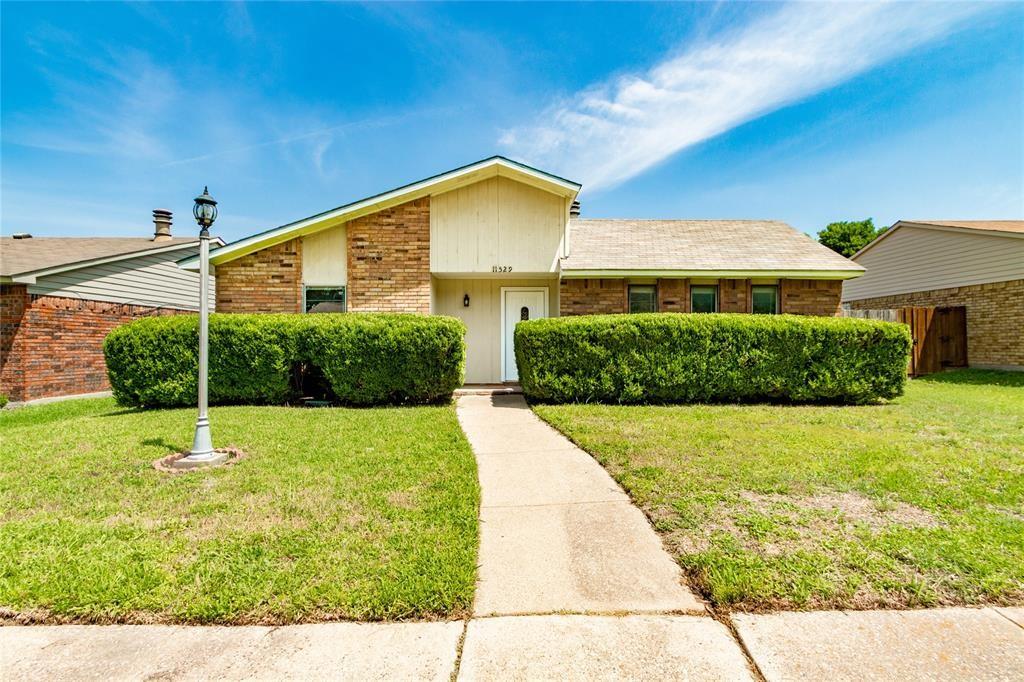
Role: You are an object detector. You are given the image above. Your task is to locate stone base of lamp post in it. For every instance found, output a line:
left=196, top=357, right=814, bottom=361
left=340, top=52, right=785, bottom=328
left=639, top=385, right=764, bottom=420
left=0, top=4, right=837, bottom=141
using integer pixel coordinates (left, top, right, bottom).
left=169, top=450, right=229, bottom=470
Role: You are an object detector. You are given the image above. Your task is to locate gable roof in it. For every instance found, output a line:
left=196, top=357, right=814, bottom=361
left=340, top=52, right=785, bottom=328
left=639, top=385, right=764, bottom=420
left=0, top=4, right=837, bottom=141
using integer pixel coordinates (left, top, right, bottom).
left=852, top=219, right=1024, bottom=259
left=1, top=237, right=212, bottom=283
left=561, top=219, right=864, bottom=278
left=180, top=156, right=581, bottom=270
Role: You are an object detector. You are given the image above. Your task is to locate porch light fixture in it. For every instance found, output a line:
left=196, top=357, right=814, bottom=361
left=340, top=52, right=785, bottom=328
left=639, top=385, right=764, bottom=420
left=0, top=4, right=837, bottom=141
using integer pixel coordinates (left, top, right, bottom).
left=463, top=294, right=470, bottom=308
left=173, top=187, right=226, bottom=469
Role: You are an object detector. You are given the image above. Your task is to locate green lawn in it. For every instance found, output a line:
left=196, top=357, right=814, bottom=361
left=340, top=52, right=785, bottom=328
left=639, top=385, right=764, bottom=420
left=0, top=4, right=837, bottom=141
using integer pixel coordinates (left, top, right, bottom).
left=533, top=370, right=1024, bottom=611
left=0, top=398, right=479, bottom=624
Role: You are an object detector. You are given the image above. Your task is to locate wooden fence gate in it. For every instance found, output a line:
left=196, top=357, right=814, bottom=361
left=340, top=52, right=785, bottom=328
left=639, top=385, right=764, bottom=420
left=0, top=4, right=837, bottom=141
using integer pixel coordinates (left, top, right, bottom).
left=844, top=305, right=967, bottom=376
left=898, top=306, right=967, bottom=376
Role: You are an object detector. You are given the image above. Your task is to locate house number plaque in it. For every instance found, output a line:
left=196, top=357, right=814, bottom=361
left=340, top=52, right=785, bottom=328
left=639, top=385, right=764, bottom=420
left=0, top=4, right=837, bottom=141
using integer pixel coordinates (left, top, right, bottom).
left=491, top=265, right=513, bottom=273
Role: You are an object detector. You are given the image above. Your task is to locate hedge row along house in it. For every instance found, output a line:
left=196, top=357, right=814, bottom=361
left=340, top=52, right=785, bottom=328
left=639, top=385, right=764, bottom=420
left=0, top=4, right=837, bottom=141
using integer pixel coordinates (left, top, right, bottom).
left=180, top=157, right=864, bottom=385
left=0, top=212, right=220, bottom=402
left=843, top=220, right=1024, bottom=371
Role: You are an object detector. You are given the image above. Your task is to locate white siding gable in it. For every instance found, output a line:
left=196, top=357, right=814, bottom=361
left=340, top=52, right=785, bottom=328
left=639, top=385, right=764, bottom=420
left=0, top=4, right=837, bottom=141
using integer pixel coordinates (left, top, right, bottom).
left=430, top=176, right=568, bottom=275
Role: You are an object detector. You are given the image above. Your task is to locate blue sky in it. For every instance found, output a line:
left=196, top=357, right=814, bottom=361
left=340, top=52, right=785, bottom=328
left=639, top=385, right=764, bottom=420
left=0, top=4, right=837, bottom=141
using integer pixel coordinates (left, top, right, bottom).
left=2, top=2, right=1021, bottom=242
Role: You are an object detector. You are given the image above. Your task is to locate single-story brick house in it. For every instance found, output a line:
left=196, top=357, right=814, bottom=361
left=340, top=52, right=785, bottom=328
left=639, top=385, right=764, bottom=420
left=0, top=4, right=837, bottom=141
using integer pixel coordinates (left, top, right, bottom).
left=843, top=219, right=1024, bottom=371
left=180, top=157, right=864, bottom=384
left=1, top=211, right=220, bottom=402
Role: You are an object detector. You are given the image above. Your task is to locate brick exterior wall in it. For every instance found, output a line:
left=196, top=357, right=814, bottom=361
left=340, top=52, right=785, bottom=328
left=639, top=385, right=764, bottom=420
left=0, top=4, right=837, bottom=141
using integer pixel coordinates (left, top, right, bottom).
left=846, top=278, right=1024, bottom=369
left=0, top=285, right=181, bottom=402
left=215, top=239, right=303, bottom=313
left=560, top=279, right=627, bottom=315
left=720, top=279, right=751, bottom=313
left=657, top=279, right=689, bottom=312
left=561, top=278, right=842, bottom=316
left=346, top=198, right=431, bottom=314
left=780, top=279, right=842, bottom=316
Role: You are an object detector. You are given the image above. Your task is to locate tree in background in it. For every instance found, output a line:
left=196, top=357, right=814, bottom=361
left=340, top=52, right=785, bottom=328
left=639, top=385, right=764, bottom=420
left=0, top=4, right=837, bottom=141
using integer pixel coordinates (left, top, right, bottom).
left=817, top=218, right=882, bottom=257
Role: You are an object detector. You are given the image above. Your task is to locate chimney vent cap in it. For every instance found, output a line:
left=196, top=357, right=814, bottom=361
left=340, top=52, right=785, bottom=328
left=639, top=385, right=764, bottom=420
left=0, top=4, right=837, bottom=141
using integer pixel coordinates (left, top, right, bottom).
left=569, top=200, right=581, bottom=217
left=152, top=209, right=173, bottom=241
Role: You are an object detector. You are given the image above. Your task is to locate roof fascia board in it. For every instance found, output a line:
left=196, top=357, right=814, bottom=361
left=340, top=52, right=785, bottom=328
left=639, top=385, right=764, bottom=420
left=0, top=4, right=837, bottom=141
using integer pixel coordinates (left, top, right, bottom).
left=560, top=269, right=865, bottom=280
left=899, top=221, right=1024, bottom=239
left=5, top=239, right=220, bottom=282
left=181, top=156, right=581, bottom=270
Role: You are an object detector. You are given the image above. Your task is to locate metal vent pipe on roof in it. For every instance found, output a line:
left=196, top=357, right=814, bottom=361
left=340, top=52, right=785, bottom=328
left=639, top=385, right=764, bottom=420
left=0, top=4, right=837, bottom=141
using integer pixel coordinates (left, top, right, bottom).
left=153, top=209, right=173, bottom=241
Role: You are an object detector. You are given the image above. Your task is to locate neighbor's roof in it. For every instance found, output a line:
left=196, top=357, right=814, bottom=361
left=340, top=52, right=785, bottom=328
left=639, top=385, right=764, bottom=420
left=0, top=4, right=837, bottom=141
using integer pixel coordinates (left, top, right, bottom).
left=562, top=219, right=864, bottom=277
left=1, top=237, right=202, bottom=281
left=180, top=155, right=581, bottom=270
left=851, top=219, right=1024, bottom=259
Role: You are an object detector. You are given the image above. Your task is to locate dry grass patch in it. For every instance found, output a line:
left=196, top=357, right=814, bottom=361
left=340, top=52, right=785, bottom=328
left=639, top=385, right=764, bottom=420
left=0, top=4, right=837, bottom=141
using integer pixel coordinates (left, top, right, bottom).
left=535, top=369, right=1024, bottom=611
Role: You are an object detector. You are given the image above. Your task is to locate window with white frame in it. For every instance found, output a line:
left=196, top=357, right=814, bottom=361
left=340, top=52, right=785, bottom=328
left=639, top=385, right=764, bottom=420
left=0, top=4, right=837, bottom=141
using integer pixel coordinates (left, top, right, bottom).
left=304, top=286, right=346, bottom=313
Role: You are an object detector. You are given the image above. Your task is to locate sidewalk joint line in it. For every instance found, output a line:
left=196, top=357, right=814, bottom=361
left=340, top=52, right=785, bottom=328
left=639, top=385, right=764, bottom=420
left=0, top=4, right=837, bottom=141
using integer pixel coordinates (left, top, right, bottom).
left=991, top=607, right=1024, bottom=631
left=709, top=607, right=767, bottom=682
left=449, top=617, right=470, bottom=682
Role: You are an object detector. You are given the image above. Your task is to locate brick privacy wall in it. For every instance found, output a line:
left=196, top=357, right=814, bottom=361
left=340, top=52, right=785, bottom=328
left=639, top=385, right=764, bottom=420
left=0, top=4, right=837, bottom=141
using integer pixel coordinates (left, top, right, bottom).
left=780, top=279, right=842, bottom=316
left=1, top=285, right=181, bottom=402
left=347, top=198, right=431, bottom=313
left=846, top=278, right=1024, bottom=368
left=560, top=279, right=627, bottom=315
left=215, top=239, right=303, bottom=313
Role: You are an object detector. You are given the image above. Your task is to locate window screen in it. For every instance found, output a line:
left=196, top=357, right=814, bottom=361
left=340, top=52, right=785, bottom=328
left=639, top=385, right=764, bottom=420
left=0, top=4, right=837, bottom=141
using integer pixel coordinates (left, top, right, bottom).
left=690, top=285, right=718, bottom=313
left=628, top=285, right=657, bottom=313
left=304, top=286, right=346, bottom=313
left=751, top=285, right=779, bottom=314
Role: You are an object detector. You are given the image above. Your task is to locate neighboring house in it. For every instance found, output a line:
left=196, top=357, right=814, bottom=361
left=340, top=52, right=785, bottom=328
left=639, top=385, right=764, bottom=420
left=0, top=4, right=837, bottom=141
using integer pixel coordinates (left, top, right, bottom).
left=843, top=220, right=1024, bottom=371
left=180, top=157, right=864, bottom=384
left=1, top=211, right=220, bottom=402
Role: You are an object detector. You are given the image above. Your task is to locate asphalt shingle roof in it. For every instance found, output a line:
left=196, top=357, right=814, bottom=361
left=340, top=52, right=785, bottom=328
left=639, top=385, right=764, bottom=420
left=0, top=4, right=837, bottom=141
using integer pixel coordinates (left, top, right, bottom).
left=562, top=219, right=863, bottom=272
left=1, top=237, right=200, bottom=278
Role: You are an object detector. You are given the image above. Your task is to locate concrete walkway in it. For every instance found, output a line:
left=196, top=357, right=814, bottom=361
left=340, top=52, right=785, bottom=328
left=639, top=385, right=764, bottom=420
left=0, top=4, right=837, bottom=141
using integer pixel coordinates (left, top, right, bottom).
left=456, top=393, right=702, bottom=616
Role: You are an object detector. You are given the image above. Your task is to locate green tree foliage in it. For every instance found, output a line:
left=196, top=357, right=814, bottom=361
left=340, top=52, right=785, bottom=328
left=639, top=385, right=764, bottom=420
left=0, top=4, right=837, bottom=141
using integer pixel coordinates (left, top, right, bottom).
left=515, top=313, right=911, bottom=405
left=817, top=218, right=882, bottom=257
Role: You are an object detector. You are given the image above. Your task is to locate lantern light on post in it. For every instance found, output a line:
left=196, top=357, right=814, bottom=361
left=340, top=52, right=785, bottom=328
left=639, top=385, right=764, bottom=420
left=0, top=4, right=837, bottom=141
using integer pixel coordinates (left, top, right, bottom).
left=172, top=186, right=227, bottom=470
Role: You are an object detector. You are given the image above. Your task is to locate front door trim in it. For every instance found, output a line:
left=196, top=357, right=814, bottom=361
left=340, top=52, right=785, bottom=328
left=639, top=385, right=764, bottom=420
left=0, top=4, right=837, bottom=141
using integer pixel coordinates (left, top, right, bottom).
left=499, top=286, right=548, bottom=382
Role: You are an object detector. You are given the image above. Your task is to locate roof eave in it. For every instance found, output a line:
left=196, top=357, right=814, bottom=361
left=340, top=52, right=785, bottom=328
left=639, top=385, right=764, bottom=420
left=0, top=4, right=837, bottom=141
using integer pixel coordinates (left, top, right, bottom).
left=180, top=156, right=582, bottom=270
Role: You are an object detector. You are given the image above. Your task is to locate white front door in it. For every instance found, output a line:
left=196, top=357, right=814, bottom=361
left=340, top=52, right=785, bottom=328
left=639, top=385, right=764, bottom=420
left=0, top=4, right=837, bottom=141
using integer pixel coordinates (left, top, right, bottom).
left=502, top=288, right=547, bottom=382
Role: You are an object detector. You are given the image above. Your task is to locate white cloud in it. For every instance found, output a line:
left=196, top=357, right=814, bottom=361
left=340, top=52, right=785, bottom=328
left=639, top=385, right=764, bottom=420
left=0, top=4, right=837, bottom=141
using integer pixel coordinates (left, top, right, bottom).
left=501, top=2, right=993, bottom=192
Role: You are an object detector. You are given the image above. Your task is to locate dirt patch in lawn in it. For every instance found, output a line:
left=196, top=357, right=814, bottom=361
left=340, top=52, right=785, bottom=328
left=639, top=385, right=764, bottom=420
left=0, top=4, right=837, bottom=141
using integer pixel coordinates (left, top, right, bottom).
left=666, top=490, right=940, bottom=556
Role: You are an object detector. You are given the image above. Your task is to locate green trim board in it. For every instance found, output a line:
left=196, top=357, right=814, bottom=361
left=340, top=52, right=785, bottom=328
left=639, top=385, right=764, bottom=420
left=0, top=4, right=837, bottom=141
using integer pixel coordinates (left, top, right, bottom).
left=559, top=269, right=865, bottom=280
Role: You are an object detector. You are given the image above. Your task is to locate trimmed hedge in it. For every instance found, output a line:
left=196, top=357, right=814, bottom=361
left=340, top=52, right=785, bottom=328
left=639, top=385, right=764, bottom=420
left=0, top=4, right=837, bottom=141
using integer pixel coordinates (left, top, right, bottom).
left=514, top=313, right=911, bottom=405
left=104, top=313, right=466, bottom=408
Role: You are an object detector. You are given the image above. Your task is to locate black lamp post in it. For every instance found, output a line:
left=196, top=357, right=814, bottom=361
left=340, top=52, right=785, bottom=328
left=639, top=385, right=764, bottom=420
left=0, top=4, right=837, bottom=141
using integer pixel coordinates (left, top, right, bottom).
left=174, top=187, right=225, bottom=469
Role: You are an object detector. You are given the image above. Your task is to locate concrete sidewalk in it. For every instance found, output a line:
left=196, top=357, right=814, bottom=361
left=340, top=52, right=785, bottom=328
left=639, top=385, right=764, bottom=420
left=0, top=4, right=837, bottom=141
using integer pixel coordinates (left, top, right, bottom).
left=456, top=393, right=703, bottom=616
left=4, top=607, right=1021, bottom=680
